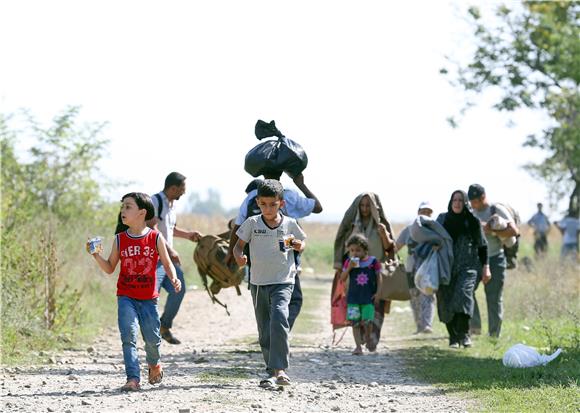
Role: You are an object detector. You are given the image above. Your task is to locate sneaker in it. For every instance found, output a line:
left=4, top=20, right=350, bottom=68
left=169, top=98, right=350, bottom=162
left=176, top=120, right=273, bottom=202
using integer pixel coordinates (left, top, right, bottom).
left=420, top=327, right=433, bottom=334
left=160, top=327, right=181, bottom=345
left=449, top=342, right=460, bottom=349
left=121, top=379, right=140, bottom=392
left=461, top=336, right=473, bottom=348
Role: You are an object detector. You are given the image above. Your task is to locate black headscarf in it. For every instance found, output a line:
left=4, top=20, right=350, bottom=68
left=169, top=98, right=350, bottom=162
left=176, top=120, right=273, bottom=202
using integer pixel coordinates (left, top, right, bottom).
left=442, top=190, right=484, bottom=245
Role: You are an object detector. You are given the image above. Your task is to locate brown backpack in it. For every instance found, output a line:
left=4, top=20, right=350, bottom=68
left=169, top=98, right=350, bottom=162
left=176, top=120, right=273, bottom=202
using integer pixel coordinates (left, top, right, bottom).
left=193, top=234, right=245, bottom=314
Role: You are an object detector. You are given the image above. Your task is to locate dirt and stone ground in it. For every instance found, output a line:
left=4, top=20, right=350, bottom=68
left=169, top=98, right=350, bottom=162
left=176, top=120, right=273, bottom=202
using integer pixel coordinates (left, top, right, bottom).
left=1, top=276, right=469, bottom=412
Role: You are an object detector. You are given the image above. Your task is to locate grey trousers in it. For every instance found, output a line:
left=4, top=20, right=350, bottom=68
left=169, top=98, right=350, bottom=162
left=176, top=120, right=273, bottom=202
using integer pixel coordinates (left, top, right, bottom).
left=409, top=287, right=435, bottom=332
left=250, top=283, right=294, bottom=371
left=471, top=252, right=506, bottom=337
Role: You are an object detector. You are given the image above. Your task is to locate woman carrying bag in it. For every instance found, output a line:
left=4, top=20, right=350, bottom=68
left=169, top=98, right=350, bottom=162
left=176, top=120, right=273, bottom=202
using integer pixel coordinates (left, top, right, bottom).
left=332, top=193, right=396, bottom=352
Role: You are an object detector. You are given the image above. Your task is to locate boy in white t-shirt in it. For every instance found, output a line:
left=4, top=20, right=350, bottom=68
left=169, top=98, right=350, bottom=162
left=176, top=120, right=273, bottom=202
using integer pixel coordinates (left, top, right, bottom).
left=233, top=179, right=306, bottom=389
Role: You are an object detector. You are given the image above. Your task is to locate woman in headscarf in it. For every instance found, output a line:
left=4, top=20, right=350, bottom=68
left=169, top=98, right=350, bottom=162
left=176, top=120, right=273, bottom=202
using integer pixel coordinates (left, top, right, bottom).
left=436, top=190, right=490, bottom=348
left=332, top=193, right=396, bottom=352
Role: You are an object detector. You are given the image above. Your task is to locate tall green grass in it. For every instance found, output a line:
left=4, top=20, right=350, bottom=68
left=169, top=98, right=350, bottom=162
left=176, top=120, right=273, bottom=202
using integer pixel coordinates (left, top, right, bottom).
left=387, top=247, right=579, bottom=412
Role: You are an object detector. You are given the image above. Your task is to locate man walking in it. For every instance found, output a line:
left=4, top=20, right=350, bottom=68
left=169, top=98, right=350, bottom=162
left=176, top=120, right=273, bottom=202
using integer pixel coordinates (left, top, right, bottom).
left=148, top=172, right=201, bottom=344
left=527, top=202, right=551, bottom=257
left=468, top=184, right=519, bottom=338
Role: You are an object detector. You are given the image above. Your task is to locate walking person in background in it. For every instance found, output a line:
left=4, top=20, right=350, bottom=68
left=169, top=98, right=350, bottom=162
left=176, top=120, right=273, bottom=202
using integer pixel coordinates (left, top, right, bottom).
left=233, top=179, right=307, bottom=388
left=89, top=192, right=181, bottom=391
left=555, top=209, right=580, bottom=264
left=226, top=171, right=322, bottom=330
left=528, top=202, right=551, bottom=258
left=148, top=172, right=202, bottom=345
left=467, top=184, right=518, bottom=338
left=395, top=202, right=436, bottom=334
left=437, top=190, right=489, bottom=348
left=340, top=234, right=382, bottom=355
left=333, top=193, right=396, bottom=352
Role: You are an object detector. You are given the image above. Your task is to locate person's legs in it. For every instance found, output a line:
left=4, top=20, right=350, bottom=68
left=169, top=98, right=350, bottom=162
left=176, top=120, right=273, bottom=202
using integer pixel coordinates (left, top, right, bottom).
left=347, top=305, right=363, bottom=354
left=455, top=313, right=471, bottom=347
left=361, top=304, right=375, bottom=347
left=117, top=296, right=141, bottom=383
left=470, top=278, right=482, bottom=335
left=418, top=292, right=435, bottom=332
left=561, top=243, right=579, bottom=263
left=138, top=299, right=162, bottom=369
left=366, top=300, right=385, bottom=352
left=288, top=274, right=303, bottom=331
left=485, top=253, right=506, bottom=337
left=157, top=262, right=186, bottom=344
left=251, top=284, right=272, bottom=370
left=268, top=283, right=293, bottom=372
left=408, top=287, right=421, bottom=332
left=445, top=319, right=458, bottom=347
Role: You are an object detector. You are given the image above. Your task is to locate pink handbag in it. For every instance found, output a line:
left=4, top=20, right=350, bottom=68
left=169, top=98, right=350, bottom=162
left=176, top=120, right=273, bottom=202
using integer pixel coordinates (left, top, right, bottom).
left=331, top=279, right=349, bottom=328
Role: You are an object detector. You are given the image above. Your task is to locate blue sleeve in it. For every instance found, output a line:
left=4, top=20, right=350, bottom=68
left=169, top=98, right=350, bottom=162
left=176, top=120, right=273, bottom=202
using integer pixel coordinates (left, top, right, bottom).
left=235, top=196, right=250, bottom=226
left=283, top=189, right=315, bottom=218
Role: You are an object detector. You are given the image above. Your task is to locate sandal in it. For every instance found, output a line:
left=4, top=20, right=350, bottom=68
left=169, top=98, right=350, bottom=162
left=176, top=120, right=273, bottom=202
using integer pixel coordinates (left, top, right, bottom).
left=120, top=379, right=140, bottom=392
left=259, top=377, right=277, bottom=389
left=275, top=372, right=291, bottom=386
left=148, top=364, right=164, bottom=385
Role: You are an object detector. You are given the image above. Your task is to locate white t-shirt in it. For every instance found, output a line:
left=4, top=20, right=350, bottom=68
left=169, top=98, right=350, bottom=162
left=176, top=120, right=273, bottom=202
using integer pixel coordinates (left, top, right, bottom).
left=151, top=191, right=176, bottom=248
left=236, top=214, right=306, bottom=286
left=557, top=217, right=580, bottom=245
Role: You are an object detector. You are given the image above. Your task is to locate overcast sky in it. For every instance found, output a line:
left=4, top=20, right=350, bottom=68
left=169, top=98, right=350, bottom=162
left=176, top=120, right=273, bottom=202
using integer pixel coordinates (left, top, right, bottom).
left=1, top=0, right=561, bottom=223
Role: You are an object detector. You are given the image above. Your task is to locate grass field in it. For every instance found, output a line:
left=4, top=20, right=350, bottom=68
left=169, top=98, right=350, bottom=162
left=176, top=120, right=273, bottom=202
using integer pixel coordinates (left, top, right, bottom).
left=385, top=257, right=579, bottom=412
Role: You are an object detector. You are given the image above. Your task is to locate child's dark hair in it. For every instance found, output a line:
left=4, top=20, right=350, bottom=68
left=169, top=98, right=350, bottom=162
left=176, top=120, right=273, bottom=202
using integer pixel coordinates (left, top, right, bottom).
left=257, top=179, right=284, bottom=200
left=115, top=212, right=129, bottom=235
left=121, top=192, right=155, bottom=220
left=346, top=233, right=369, bottom=251
left=164, top=172, right=186, bottom=190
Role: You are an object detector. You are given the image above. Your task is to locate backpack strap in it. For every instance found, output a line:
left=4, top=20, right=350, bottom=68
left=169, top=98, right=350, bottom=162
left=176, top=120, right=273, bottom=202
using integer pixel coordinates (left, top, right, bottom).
left=154, top=193, right=163, bottom=221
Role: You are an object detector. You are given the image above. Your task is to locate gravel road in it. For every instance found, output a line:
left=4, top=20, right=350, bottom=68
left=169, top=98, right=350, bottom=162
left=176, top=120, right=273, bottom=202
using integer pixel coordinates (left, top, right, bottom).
left=1, top=276, right=468, bottom=413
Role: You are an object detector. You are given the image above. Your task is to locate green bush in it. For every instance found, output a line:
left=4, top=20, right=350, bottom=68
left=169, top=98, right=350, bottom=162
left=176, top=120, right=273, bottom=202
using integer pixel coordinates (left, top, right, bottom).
left=1, top=108, right=119, bottom=364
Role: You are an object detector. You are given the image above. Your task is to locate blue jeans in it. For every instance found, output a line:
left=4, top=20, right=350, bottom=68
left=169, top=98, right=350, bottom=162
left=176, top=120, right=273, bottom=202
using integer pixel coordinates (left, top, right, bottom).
left=561, top=243, right=578, bottom=263
left=117, top=296, right=161, bottom=382
left=471, top=252, right=506, bottom=337
left=156, top=261, right=185, bottom=329
left=250, top=283, right=294, bottom=371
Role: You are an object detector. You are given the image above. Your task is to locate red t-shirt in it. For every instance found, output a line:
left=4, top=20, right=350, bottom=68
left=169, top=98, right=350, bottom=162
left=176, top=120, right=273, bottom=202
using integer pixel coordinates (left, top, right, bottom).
left=116, top=228, right=160, bottom=300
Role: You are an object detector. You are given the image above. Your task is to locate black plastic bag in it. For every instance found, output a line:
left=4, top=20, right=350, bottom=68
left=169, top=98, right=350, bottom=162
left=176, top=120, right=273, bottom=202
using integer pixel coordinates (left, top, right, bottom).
left=244, top=120, right=308, bottom=178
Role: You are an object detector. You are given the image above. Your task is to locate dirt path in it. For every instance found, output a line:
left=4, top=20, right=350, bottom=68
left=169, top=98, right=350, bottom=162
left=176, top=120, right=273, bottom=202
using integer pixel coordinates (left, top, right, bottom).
left=1, top=276, right=467, bottom=412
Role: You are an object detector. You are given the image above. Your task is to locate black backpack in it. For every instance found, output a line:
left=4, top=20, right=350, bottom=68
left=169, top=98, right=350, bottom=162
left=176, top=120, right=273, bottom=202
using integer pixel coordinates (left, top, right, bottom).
left=154, top=193, right=164, bottom=220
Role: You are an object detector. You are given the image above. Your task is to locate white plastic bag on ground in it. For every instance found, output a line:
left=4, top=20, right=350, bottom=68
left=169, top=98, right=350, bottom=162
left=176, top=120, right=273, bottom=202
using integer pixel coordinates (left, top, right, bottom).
left=414, top=250, right=439, bottom=296
left=502, top=344, right=562, bottom=368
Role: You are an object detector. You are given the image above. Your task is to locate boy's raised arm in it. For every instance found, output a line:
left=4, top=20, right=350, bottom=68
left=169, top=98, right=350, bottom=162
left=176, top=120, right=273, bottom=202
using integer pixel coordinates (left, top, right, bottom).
left=92, top=239, right=120, bottom=274
left=292, top=173, right=323, bottom=213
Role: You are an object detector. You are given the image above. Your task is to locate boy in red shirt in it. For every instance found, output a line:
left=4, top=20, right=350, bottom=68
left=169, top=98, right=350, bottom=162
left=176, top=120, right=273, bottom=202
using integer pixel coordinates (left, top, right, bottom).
left=89, top=192, right=180, bottom=391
